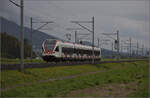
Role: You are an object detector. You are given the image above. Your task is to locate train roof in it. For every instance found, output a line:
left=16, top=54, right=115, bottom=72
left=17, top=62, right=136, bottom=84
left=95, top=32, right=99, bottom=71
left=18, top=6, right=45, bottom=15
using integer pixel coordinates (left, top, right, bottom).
left=56, top=40, right=100, bottom=51
left=43, top=39, right=100, bottom=51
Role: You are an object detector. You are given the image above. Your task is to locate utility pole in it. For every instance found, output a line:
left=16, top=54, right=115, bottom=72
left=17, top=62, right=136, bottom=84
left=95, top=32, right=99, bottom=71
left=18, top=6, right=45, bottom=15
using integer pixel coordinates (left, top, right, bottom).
left=120, top=43, right=123, bottom=58
left=66, top=28, right=82, bottom=43
left=30, top=17, right=33, bottom=62
left=120, top=44, right=122, bottom=53
left=136, top=41, right=139, bottom=56
left=145, top=47, right=147, bottom=57
left=20, top=0, right=24, bottom=72
left=92, top=16, right=94, bottom=64
left=9, top=0, right=24, bottom=72
left=97, top=38, right=100, bottom=48
left=142, top=44, right=144, bottom=57
left=122, top=39, right=136, bottom=58
left=102, top=30, right=119, bottom=60
left=112, top=42, right=114, bottom=58
left=30, top=18, right=54, bottom=61
left=71, top=16, right=95, bottom=64
left=129, top=37, right=132, bottom=58
left=75, top=31, right=77, bottom=43
left=117, top=30, right=120, bottom=60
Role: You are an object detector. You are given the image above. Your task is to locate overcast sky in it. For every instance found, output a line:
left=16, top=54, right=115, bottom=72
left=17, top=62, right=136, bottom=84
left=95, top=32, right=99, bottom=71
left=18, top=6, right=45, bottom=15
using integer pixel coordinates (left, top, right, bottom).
left=1, top=0, right=150, bottom=51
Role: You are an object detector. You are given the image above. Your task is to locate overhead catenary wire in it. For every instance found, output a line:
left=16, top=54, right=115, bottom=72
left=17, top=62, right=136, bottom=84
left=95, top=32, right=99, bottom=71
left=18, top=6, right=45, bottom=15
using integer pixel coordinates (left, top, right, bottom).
left=23, top=0, right=93, bottom=38
left=13, top=0, right=96, bottom=45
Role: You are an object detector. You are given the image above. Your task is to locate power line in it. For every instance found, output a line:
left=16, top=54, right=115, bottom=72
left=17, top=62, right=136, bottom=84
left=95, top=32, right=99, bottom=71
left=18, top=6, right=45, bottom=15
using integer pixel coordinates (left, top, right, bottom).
left=129, top=37, right=132, bottom=57
left=66, top=28, right=84, bottom=43
left=71, top=16, right=95, bottom=64
left=102, top=30, right=120, bottom=60
left=30, top=17, right=54, bottom=62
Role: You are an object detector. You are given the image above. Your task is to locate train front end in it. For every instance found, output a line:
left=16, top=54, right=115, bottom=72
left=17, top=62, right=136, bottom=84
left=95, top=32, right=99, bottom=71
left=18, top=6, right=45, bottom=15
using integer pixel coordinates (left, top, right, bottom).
left=42, top=39, right=57, bottom=62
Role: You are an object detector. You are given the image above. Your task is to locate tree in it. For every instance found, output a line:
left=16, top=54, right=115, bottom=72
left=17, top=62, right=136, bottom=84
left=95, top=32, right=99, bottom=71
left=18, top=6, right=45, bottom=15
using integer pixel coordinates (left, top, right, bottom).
left=1, top=32, right=36, bottom=58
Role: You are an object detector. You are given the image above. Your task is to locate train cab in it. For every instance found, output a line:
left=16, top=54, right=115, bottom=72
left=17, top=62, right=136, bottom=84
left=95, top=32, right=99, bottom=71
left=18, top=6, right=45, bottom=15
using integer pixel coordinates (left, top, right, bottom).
left=42, top=39, right=58, bottom=61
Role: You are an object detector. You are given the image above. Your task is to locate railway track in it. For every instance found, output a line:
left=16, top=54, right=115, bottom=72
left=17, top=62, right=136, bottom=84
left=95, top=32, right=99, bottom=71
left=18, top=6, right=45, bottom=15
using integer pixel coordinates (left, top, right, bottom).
left=1, top=59, right=148, bottom=70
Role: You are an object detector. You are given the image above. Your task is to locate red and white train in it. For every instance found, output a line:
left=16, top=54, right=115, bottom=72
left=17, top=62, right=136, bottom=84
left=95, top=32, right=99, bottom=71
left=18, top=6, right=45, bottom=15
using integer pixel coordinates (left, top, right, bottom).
left=42, top=39, right=101, bottom=62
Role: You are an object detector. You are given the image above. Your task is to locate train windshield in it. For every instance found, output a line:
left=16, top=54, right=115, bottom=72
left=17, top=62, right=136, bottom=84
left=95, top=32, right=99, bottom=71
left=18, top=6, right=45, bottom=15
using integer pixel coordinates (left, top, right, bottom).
left=44, top=39, right=56, bottom=50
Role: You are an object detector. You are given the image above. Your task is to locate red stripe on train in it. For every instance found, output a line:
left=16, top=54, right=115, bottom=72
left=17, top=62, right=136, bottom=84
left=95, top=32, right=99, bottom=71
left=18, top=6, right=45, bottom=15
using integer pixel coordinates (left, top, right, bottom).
left=45, top=50, right=53, bottom=54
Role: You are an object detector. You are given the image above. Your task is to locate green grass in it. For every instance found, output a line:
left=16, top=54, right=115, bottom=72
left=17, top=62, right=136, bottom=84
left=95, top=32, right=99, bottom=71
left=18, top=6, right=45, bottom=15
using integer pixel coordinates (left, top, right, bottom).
left=0, top=58, right=45, bottom=64
left=1, top=61, right=149, bottom=97
left=1, top=64, right=106, bottom=88
left=1, top=58, right=145, bottom=64
left=128, top=78, right=149, bottom=97
left=101, top=58, right=141, bottom=61
left=101, top=58, right=118, bottom=61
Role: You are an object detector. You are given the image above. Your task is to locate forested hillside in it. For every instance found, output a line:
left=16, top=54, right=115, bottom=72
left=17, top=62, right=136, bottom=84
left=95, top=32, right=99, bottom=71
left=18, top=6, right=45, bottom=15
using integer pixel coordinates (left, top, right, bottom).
left=1, top=17, right=59, bottom=48
left=1, top=32, right=35, bottom=58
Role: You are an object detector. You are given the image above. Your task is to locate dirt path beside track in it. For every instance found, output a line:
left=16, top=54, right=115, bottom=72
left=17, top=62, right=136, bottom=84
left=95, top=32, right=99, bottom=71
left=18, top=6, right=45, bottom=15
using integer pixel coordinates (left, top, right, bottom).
left=66, top=82, right=139, bottom=97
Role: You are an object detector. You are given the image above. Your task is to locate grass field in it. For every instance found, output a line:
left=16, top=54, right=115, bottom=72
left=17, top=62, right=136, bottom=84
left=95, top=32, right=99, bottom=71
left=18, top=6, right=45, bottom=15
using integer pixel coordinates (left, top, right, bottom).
left=0, top=58, right=45, bottom=64
left=1, top=60, right=149, bottom=97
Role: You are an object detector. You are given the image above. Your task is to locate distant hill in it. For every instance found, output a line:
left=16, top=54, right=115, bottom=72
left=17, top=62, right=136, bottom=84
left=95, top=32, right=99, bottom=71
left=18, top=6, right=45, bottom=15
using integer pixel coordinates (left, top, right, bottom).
left=1, top=17, right=59, bottom=50
left=1, top=32, right=35, bottom=58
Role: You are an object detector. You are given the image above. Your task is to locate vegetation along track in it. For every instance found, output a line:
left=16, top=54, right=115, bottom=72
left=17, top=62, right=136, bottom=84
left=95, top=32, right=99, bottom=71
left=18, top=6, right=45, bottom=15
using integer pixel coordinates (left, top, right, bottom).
left=1, top=60, right=148, bottom=97
left=1, top=59, right=148, bottom=70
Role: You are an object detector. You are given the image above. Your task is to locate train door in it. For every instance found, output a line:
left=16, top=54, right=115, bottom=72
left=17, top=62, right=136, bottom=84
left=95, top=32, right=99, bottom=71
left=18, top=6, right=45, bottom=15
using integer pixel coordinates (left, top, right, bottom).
left=59, top=45, right=62, bottom=58
left=54, top=46, right=60, bottom=57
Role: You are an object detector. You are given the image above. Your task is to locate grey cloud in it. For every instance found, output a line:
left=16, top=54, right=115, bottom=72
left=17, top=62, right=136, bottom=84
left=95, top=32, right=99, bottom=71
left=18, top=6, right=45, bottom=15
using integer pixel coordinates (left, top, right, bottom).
left=1, top=0, right=149, bottom=48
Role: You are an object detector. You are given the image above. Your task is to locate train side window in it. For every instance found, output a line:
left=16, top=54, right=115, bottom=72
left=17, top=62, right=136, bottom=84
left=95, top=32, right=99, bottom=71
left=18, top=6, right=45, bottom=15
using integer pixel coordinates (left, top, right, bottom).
left=55, top=46, right=59, bottom=52
left=74, top=48, right=76, bottom=53
left=62, top=47, right=64, bottom=52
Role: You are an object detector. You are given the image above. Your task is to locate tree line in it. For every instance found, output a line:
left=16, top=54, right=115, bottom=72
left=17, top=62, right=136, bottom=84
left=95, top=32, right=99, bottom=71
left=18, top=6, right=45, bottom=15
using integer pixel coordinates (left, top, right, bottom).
left=1, top=32, right=36, bottom=59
